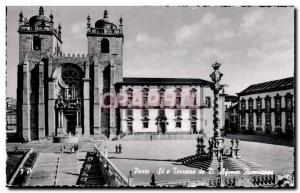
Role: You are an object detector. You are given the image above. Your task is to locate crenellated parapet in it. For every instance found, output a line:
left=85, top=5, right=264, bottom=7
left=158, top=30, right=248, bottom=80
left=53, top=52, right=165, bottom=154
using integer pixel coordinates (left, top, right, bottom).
left=52, top=53, right=88, bottom=61
left=51, top=53, right=88, bottom=71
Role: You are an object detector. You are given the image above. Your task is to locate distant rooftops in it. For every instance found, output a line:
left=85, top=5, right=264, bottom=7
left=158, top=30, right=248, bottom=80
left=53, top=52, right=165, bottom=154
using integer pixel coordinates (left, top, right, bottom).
left=238, top=77, right=294, bottom=96
left=116, top=77, right=213, bottom=86
left=225, top=95, right=238, bottom=102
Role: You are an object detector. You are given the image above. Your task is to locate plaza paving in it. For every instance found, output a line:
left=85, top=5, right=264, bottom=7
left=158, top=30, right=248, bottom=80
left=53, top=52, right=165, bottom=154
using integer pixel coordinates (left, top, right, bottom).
left=102, top=139, right=294, bottom=185
left=6, top=136, right=294, bottom=186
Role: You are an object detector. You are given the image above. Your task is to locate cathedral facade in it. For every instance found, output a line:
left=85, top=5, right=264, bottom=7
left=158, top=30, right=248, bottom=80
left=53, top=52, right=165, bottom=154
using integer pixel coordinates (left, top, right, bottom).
left=16, top=7, right=225, bottom=142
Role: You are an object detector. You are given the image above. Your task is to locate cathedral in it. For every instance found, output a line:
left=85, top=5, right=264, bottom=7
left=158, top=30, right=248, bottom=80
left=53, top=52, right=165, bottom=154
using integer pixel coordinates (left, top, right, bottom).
left=16, top=7, right=225, bottom=142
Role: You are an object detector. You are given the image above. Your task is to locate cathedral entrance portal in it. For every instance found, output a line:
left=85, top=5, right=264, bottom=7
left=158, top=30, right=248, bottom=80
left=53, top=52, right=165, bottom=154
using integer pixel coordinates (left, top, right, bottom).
left=65, top=113, right=76, bottom=135
left=53, top=63, right=84, bottom=137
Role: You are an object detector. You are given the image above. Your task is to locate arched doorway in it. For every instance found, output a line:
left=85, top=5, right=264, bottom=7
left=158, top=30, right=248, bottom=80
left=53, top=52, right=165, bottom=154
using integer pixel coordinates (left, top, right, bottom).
left=54, top=63, right=84, bottom=136
left=190, top=116, right=197, bottom=134
left=156, top=110, right=168, bottom=134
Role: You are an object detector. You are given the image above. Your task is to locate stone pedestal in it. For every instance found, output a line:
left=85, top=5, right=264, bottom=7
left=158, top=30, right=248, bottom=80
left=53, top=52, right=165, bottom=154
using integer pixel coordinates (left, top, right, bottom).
left=230, top=138, right=241, bottom=159
left=109, top=126, right=117, bottom=140
left=93, top=127, right=100, bottom=135
left=57, top=126, right=64, bottom=136
left=196, top=136, right=206, bottom=156
left=76, top=126, right=82, bottom=136
left=210, top=137, right=224, bottom=160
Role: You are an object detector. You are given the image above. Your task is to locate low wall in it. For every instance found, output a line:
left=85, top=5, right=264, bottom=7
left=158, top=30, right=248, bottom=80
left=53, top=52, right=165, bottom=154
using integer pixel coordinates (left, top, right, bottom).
left=135, top=171, right=294, bottom=188
left=94, top=146, right=130, bottom=187
left=7, top=149, right=33, bottom=186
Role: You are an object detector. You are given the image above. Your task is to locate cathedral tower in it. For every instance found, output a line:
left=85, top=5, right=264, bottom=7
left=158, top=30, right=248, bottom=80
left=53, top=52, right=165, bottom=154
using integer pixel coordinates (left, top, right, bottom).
left=17, top=7, right=62, bottom=141
left=86, top=10, right=124, bottom=138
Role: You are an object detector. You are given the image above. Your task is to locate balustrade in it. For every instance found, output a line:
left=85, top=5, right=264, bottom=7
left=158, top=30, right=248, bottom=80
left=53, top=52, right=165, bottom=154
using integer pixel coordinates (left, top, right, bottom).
left=19, top=24, right=61, bottom=38
left=88, top=27, right=122, bottom=35
left=94, top=146, right=129, bottom=186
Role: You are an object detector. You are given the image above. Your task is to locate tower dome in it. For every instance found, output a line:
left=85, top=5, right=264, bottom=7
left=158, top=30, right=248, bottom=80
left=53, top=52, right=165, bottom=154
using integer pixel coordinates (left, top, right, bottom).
left=94, top=10, right=117, bottom=29
left=28, top=6, right=52, bottom=26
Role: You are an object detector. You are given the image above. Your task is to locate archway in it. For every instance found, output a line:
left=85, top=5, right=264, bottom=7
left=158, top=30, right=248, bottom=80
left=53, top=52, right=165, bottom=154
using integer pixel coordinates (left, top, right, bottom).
left=53, top=63, right=84, bottom=136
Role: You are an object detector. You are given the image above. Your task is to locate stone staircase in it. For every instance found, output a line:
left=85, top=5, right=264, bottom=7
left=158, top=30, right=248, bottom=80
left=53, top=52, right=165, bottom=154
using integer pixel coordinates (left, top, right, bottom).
left=26, top=148, right=105, bottom=186
left=177, top=155, right=262, bottom=171
left=77, top=152, right=105, bottom=186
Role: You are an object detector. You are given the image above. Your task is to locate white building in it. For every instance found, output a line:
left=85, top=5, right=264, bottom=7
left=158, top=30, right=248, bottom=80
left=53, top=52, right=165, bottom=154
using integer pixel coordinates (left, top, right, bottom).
left=116, top=78, right=225, bottom=138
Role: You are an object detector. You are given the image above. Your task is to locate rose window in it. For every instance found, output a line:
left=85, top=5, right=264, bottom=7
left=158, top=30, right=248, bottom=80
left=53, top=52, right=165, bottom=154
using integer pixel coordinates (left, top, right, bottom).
left=61, top=69, right=81, bottom=87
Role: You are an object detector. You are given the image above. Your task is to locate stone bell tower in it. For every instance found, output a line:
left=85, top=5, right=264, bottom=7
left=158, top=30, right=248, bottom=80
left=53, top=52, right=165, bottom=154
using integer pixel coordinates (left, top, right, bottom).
left=17, top=6, right=63, bottom=141
left=86, top=10, right=124, bottom=138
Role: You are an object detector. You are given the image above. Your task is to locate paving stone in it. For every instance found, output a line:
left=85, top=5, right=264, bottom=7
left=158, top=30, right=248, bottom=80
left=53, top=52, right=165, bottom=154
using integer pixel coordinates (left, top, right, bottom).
left=27, top=176, right=56, bottom=186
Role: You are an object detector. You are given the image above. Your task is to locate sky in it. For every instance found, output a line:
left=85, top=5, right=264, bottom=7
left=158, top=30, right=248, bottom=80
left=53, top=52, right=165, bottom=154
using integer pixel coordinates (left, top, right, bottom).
left=6, top=6, right=294, bottom=98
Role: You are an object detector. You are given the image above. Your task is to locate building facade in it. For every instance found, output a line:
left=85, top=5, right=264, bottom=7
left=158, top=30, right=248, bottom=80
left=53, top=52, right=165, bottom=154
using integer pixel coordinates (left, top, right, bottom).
left=116, top=78, right=221, bottom=137
left=224, top=95, right=238, bottom=133
left=16, top=7, right=225, bottom=141
left=237, top=77, right=294, bottom=136
left=6, top=97, right=17, bottom=137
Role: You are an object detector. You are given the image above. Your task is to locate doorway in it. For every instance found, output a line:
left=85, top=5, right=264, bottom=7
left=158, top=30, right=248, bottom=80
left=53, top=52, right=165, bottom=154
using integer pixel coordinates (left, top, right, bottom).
left=160, top=122, right=166, bottom=134
left=66, top=114, right=76, bottom=135
left=191, top=122, right=197, bottom=134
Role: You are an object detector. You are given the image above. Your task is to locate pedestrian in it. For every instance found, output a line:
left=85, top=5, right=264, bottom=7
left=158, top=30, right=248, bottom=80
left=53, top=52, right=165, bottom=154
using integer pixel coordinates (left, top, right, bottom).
left=115, top=144, right=119, bottom=153
left=150, top=135, right=152, bottom=141
left=119, top=144, right=122, bottom=153
left=150, top=172, right=156, bottom=186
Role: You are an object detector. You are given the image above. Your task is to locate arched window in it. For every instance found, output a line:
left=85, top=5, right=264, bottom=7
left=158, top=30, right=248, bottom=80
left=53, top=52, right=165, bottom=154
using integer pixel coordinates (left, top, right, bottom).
left=241, top=98, right=246, bottom=110
left=159, top=88, right=165, bottom=107
left=285, top=93, right=293, bottom=111
left=190, top=88, right=197, bottom=106
left=126, top=87, right=133, bottom=107
left=256, top=96, right=262, bottom=110
left=265, top=95, right=271, bottom=112
left=175, top=88, right=182, bottom=106
left=248, top=98, right=253, bottom=110
left=142, top=88, right=149, bottom=107
left=101, top=38, right=109, bottom=53
left=33, top=36, right=41, bottom=50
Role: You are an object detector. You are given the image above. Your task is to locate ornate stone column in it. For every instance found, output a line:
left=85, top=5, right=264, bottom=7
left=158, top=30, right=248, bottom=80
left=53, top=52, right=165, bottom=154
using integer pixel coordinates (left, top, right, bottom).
left=208, top=62, right=225, bottom=187
left=209, top=62, right=224, bottom=160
